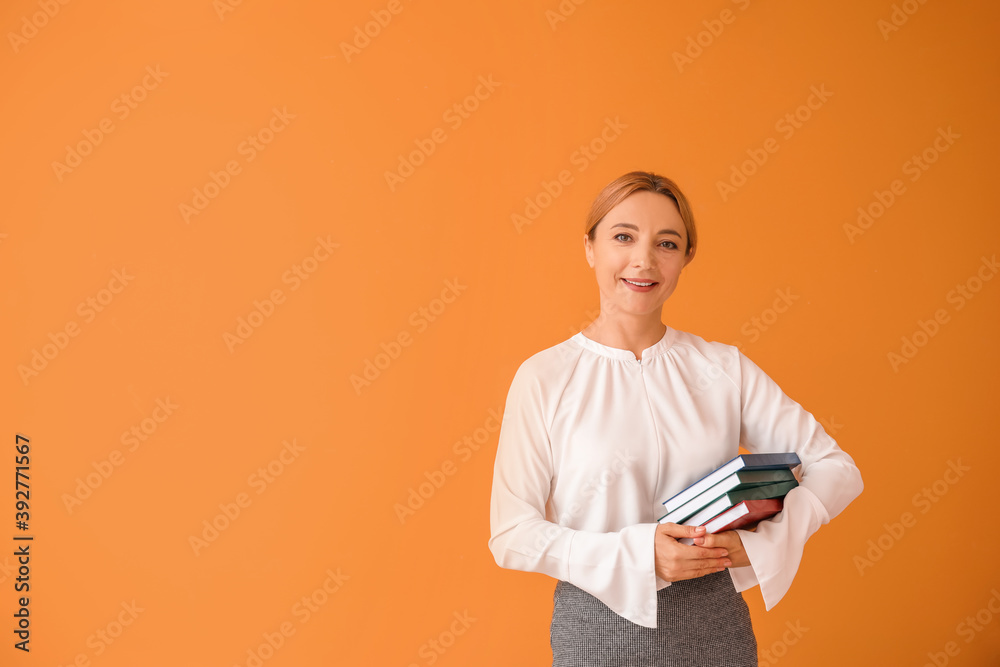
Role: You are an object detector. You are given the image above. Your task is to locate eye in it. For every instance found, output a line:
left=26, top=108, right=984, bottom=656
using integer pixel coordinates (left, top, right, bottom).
left=613, top=233, right=632, bottom=242
left=660, top=240, right=678, bottom=249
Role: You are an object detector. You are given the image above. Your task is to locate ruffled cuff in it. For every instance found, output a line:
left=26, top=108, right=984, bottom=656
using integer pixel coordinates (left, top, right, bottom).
left=726, top=485, right=829, bottom=609
left=564, top=522, right=662, bottom=628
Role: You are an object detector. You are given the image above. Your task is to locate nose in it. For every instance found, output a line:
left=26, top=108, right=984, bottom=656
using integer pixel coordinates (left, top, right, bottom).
left=630, top=243, right=655, bottom=269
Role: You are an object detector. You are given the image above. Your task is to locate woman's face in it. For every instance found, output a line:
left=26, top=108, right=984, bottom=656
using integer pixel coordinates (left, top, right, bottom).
left=583, top=190, right=692, bottom=319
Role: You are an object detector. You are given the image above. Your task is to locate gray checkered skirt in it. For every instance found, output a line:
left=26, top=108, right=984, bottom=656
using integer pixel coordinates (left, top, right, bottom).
left=550, top=571, right=757, bottom=666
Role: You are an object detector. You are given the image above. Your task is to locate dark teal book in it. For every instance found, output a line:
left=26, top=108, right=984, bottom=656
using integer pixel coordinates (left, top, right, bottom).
left=661, top=452, right=801, bottom=513
left=679, top=479, right=799, bottom=527
left=659, top=468, right=797, bottom=524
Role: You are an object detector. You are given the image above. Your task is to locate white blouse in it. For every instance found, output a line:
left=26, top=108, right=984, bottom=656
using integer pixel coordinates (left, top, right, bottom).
left=488, top=326, right=863, bottom=628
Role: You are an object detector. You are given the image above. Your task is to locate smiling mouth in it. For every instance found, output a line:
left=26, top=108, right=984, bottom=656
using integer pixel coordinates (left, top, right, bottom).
left=622, top=278, right=657, bottom=287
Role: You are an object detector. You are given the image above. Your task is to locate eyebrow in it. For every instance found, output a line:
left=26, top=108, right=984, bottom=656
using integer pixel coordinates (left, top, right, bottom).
left=609, top=222, right=682, bottom=238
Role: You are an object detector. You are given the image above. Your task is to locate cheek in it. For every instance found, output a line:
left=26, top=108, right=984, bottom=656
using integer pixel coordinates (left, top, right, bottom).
left=664, top=257, right=687, bottom=275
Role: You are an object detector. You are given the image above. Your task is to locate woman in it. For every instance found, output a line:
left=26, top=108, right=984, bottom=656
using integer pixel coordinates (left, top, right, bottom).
left=488, top=171, right=863, bottom=666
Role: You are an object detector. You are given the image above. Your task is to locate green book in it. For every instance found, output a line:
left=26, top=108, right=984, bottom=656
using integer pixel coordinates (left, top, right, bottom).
left=659, top=468, right=797, bottom=524
left=680, top=479, right=799, bottom=527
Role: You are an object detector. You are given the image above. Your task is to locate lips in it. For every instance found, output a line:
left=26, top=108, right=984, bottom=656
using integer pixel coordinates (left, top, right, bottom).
left=620, top=277, right=659, bottom=293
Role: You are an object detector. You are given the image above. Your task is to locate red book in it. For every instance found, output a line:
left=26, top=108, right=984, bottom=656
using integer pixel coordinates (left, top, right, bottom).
left=702, top=498, right=784, bottom=534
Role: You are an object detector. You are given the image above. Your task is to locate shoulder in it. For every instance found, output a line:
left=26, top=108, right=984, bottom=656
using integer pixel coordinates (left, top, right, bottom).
left=501, top=336, right=590, bottom=414
left=668, top=329, right=789, bottom=397
left=668, top=328, right=742, bottom=365
left=666, top=328, right=745, bottom=392
left=510, top=335, right=583, bottom=385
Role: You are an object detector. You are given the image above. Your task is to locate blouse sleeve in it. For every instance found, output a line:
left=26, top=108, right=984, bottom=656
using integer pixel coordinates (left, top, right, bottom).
left=488, top=361, right=661, bottom=628
left=726, top=350, right=864, bottom=608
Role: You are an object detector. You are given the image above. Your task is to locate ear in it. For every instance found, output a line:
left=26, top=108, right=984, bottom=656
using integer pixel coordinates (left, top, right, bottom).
left=583, top=233, right=595, bottom=268
left=683, top=245, right=696, bottom=267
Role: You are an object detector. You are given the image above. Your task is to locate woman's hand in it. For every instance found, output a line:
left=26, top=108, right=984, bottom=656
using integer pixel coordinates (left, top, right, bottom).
left=654, top=523, right=732, bottom=582
left=693, top=529, right=750, bottom=568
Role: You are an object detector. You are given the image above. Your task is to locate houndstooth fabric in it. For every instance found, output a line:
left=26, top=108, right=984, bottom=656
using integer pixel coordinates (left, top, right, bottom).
left=550, top=571, right=758, bottom=666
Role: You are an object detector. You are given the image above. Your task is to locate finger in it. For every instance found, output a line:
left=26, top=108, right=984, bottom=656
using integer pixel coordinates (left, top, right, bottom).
left=660, top=550, right=732, bottom=575
left=670, top=561, right=733, bottom=582
left=658, top=536, right=729, bottom=559
left=695, top=556, right=732, bottom=570
left=657, top=534, right=728, bottom=559
left=695, top=532, right=725, bottom=548
left=676, top=543, right=730, bottom=559
left=656, top=551, right=733, bottom=580
left=658, top=522, right=708, bottom=540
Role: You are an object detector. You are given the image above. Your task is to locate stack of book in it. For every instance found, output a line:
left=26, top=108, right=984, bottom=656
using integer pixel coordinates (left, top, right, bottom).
left=658, top=453, right=801, bottom=534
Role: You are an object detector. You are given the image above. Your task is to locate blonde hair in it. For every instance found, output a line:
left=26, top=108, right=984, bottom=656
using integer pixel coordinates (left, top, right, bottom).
left=584, top=171, right=697, bottom=258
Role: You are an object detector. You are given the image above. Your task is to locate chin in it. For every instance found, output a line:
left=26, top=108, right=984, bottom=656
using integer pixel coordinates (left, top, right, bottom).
left=610, top=302, right=666, bottom=317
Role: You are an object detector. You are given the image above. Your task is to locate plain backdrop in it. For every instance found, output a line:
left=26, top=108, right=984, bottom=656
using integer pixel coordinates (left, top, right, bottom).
left=3, top=0, right=999, bottom=665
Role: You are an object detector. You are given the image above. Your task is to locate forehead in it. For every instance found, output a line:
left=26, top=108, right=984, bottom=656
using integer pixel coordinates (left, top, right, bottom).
left=604, top=191, right=684, bottom=231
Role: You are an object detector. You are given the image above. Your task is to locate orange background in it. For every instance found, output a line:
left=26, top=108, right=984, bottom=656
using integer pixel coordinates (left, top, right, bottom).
left=3, top=0, right=999, bottom=664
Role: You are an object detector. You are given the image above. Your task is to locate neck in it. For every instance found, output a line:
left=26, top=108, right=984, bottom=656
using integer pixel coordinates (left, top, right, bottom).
left=581, top=311, right=667, bottom=361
